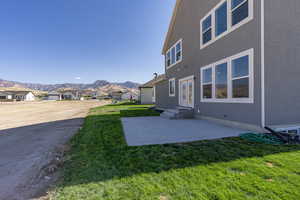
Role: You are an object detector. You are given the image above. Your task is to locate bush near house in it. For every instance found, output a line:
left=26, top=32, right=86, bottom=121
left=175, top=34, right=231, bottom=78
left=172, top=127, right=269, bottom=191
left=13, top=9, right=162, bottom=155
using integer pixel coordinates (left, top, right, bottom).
left=53, top=103, right=300, bottom=200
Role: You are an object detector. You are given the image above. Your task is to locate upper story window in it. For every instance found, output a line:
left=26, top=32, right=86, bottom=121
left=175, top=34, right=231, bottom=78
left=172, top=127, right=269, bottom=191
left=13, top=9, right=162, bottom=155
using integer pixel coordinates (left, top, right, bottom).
left=231, top=0, right=249, bottom=26
left=176, top=42, right=182, bottom=61
left=200, top=0, right=253, bottom=49
left=202, top=15, right=212, bottom=45
left=215, top=2, right=228, bottom=37
left=171, top=47, right=176, bottom=65
left=166, top=39, right=182, bottom=69
left=166, top=51, right=171, bottom=67
left=169, top=78, right=176, bottom=96
left=200, top=48, right=253, bottom=103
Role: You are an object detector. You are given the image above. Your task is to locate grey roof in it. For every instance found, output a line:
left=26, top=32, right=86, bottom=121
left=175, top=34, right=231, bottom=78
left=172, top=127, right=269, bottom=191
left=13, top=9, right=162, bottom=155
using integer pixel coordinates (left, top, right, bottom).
left=140, top=74, right=166, bottom=88
left=0, top=91, right=13, bottom=95
left=0, top=91, right=32, bottom=95
left=48, top=91, right=61, bottom=95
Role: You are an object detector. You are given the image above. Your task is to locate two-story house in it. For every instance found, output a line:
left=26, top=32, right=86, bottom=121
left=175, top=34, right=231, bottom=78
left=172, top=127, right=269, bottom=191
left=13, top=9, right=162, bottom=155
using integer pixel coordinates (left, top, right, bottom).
left=155, top=0, right=300, bottom=132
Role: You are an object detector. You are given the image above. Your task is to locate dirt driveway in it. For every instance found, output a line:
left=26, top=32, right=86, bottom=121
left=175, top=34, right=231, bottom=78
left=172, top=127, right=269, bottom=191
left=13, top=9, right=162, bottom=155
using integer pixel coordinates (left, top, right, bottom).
left=0, top=101, right=108, bottom=200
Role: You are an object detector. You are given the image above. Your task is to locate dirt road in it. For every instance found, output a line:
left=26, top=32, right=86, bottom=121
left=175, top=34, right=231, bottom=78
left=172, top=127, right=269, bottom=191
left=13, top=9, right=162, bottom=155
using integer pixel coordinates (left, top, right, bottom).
left=0, top=101, right=108, bottom=200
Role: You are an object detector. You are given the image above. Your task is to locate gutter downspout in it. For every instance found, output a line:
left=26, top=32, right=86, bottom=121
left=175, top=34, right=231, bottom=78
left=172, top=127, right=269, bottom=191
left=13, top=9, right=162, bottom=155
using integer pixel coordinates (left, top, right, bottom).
left=261, top=0, right=266, bottom=127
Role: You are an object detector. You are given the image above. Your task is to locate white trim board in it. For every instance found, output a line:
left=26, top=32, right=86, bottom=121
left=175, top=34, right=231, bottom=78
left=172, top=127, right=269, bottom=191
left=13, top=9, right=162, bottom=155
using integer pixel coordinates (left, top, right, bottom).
left=179, top=75, right=195, bottom=82
left=152, top=86, right=156, bottom=103
left=168, top=78, right=176, bottom=97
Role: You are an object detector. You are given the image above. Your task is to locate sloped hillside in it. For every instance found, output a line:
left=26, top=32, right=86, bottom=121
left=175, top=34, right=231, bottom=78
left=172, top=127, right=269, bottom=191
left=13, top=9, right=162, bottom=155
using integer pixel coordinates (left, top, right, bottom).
left=0, top=79, right=140, bottom=92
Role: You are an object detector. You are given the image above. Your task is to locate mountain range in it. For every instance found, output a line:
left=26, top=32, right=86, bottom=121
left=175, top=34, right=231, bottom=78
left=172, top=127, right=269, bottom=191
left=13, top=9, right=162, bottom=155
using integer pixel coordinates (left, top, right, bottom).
left=0, top=79, right=140, bottom=92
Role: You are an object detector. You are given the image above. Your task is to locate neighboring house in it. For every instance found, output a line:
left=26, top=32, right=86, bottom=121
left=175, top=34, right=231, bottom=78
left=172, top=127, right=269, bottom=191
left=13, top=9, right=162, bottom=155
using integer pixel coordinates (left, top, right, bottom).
left=140, top=75, right=165, bottom=104
left=80, top=90, right=97, bottom=99
left=110, top=91, right=123, bottom=100
left=98, top=95, right=111, bottom=100
left=121, top=92, right=139, bottom=101
left=96, top=91, right=111, bottom=100
left=47, top=91, right=62, bottom=101
left=91, top=91, right=98, bottom=99
left=61, top=91, right=78, bottom=100
left=155, top=0, right=300, bottom=132
left=96, top=91, right=104, bottom=97
left=95, top=91, right=108, bottom=99
left=14, top=91, right=35, bottom=101
left=47, top=91, right=78, bottom=101
left=0, top=91, right=13, bottom=101
left=0, top=91, right=35, bottom=101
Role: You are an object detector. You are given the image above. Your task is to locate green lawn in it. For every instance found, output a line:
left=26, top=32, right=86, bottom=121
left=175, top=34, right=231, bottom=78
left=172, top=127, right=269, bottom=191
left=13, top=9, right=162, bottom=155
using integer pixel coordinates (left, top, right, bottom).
left=53, top=103, right=300, bottom=200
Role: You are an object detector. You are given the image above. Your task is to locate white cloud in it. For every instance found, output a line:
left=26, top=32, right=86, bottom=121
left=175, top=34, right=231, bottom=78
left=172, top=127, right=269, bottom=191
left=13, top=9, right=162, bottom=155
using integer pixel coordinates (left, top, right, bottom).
left=75, top=77, right=81, bottom=80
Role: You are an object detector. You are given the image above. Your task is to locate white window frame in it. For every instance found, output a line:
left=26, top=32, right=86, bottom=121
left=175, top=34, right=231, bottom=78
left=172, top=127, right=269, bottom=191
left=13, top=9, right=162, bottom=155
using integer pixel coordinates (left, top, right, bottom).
left=214, top=1, right=228, bottom=37
left=200, top=0, right=253, bottom=49
left=169, top=78, right=176, bottom=97
left=201, top=15, right=213, bottom=46
left=166, top=51, right=171, bottom=68
left=152, top=86, right=156, bottom=103
left=214, top=60, right=229, bottom=99
left=178, top=75, right=195, bottom=108
left=200, top=48, right=254, bottom=103
left=201, top=67, right=214, bottom=100
left=166, top=39, right=183, bottom=69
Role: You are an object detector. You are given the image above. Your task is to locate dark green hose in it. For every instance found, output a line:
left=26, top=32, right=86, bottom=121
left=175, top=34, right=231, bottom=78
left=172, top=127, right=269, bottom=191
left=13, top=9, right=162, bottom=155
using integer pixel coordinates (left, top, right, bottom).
left=240, top=133, right=284, bottom=145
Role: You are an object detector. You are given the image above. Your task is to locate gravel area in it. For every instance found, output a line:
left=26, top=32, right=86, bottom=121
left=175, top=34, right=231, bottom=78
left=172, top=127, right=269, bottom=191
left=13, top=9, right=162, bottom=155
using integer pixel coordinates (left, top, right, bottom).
left=0, top=100, right=108, bottom=200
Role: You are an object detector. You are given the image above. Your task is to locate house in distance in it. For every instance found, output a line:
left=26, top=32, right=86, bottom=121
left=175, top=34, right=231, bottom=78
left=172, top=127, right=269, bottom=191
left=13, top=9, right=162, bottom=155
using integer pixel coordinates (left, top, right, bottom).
left=0, top=91, right=35, bottom=102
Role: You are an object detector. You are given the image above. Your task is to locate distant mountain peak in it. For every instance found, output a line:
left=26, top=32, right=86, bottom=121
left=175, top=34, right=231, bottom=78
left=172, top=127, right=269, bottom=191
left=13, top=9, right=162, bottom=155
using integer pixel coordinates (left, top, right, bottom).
left=93, top=80, right=110, bottom=86
left=114, top=81, right=140, bottom=89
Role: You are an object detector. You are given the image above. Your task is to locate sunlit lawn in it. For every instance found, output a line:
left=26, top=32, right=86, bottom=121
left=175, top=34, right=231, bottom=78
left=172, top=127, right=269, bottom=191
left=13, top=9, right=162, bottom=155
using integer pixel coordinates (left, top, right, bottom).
left=53, top=103, right=300, bottom=200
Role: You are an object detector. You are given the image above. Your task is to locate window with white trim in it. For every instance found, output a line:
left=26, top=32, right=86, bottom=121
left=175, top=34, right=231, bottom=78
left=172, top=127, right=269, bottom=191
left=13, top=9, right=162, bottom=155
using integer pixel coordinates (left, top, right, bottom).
left=215, top=2, right=228, bottom=37
left=171, top=47, right=176, bottom=65
left=166, top=39, right=182, bottom=69
left=215, top=62, right=228, bottom=99
left=202, top=68, right=213, bottom=99
left=231, top=55, right=250, bottom=98
left=176, top=42, right=182, bottom=62
left=231, top=0, right=249, bottom=26
left=200, top=49, right=253, bottom=103
left=202, top=15, right=212, bottom=45
left=169, top=78, right=176, bottom=96
left=166, top=51, right=171, bottom=67
left=200, top=0, right=253, bottom=49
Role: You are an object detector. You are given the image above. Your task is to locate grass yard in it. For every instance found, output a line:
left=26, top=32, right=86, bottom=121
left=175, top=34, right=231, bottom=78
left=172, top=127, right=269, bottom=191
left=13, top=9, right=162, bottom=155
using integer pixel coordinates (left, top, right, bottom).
left=53, top=103, right=300, bottom=200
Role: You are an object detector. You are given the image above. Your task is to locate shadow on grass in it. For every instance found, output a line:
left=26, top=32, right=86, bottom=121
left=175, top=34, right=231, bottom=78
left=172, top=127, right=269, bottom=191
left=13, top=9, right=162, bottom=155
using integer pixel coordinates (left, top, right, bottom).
left=106, top=101, right=156, bottom=108
left=106, top=102, right=139, bottom=107
left=60, top=112, right=300, bottom=187
left=120, top=109, right=160, bottom=117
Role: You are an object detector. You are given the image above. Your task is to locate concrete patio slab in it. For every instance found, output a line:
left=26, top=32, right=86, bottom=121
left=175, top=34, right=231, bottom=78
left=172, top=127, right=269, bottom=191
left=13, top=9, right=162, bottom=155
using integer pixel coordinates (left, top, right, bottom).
left=121, top=117, right=249, bottom=146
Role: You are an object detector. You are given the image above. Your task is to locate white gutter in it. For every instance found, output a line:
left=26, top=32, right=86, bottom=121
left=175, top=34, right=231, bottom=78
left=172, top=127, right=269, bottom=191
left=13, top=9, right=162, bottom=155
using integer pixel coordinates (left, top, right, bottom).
left=261, top=0, right=266, bottom=127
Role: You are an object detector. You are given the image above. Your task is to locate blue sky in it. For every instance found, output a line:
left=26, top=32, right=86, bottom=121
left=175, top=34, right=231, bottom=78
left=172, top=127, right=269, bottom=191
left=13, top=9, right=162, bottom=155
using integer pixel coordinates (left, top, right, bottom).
left=0, top=0, right=175, bottom=84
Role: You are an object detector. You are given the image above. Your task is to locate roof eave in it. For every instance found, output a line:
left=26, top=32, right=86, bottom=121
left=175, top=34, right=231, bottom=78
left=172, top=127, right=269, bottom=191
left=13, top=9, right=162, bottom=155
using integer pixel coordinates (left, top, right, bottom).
left=161, top=0, right=182, bottom=55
